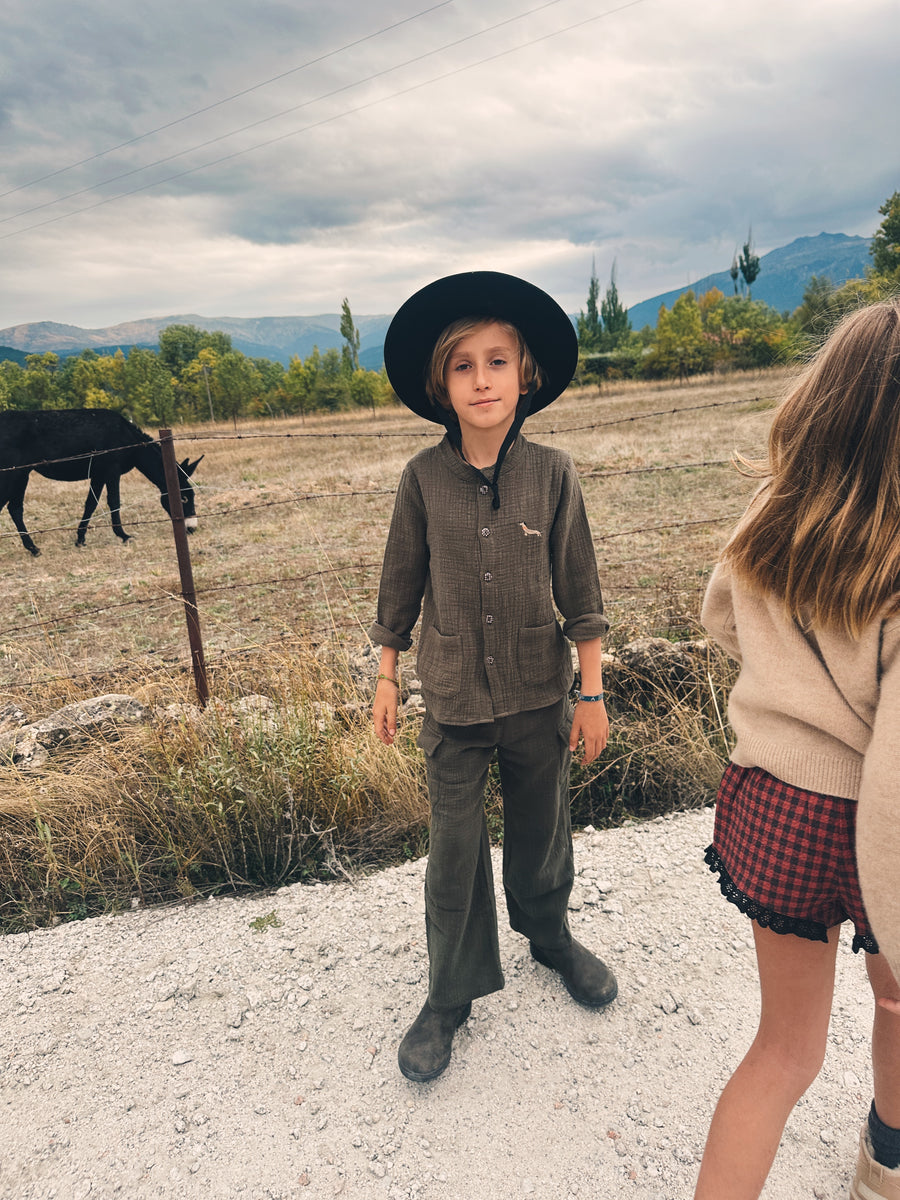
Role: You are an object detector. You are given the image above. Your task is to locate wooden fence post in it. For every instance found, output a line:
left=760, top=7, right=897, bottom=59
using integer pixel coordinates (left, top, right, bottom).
left=158, top=428, right=209, bottom=708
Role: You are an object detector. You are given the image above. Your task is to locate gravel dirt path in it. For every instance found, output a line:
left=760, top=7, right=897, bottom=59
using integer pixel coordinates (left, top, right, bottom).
left=1, top=807, right=873, bottom=1200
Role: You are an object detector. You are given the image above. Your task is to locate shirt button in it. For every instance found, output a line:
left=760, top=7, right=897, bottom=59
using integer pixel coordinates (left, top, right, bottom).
left=484, top=572, right=493, bottom=582
left=485, top=615, right=494, bottom=624
left=486, top=656, right=495, bottom=665
left=481, top=527, right=491, bottom=537
left=479, top=485, right=489, bottom=495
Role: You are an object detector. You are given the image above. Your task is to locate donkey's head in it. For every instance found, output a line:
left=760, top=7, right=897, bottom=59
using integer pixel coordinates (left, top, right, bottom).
left=160, top=455, right=203, bottom=531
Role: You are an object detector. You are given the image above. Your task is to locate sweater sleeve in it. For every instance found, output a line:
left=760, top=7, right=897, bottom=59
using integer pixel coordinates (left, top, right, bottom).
left=701, top=561, right=743, bottom=664
left=368, top=463, right=429, bottom=652
left=856, top=617, right=900, bottom=982
left=550, top=456, right=609, bottom=642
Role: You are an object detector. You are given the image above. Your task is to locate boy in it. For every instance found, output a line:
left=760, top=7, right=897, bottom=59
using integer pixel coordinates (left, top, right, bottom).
left=371, top=271, right=617, bottom=1082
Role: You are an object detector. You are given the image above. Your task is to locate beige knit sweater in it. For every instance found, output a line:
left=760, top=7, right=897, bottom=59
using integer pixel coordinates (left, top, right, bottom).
left=702, top=561, right=900, bottom=980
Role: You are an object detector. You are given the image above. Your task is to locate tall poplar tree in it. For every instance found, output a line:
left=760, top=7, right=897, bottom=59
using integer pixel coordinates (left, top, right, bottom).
left=871, top=192, right=900, bottom=276
left=600, top=262, right=631, bottom=349
left=576, top=260, right=602, bottom=353
left=739, top=231, right=761, bottom=299
left=340, top=298, right=361, bottom=373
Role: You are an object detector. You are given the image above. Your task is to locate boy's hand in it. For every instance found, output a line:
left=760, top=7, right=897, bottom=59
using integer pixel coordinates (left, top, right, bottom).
left=569, top=699, right=609, bottom=764
left=373, top=679, right=399, bottom=746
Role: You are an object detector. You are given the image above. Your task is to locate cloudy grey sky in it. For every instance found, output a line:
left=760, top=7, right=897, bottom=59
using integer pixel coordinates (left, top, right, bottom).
left=2, top=0, right=897, bottom=330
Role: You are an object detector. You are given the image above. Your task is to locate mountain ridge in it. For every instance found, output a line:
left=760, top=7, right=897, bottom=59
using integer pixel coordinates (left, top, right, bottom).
left=0, top=233, right=875, bottom=367
left=626, top=232, right=872, bottom=328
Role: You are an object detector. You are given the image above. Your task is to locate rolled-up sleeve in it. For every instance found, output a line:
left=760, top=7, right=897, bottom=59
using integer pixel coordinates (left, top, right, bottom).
left=551, top=457, right=609, bottom=642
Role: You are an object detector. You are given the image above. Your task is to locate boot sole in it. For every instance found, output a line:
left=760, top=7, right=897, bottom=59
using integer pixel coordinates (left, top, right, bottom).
left=530, top=943, right=618, bottom=1009
left=398, top=1002, right=472, bottom=1082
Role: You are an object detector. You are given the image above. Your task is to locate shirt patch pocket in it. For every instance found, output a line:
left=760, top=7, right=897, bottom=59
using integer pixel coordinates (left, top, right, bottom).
left=417, top=626, right=462, bottom=697
left=517, top=620, right=566, bottom=684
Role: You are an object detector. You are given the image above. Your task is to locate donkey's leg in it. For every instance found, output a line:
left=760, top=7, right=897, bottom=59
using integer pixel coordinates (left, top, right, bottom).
left=105, top=475, right=131, bottom=542
left=77, top=472, right=106, bottom=546
left=4, top=472, right=41, bottom=556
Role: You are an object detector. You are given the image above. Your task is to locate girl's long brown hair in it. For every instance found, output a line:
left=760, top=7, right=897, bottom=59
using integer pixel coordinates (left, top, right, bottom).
left=725, top=297, right=900, bottom=637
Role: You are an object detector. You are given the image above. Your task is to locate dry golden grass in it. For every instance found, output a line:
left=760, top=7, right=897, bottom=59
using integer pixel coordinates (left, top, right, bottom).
left=0, top=646, right=430, bottom=930
left=0, top=370, right=787, bottom=929
left=0, top=367, right=786, bottom=704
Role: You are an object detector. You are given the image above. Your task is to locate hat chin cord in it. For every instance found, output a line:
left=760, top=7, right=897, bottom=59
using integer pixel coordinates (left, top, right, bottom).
left=442, top=386, right=535, bottom=510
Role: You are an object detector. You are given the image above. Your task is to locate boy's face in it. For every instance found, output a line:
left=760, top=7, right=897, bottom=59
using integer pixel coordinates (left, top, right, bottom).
left=444, top=322, right=527, bottom=441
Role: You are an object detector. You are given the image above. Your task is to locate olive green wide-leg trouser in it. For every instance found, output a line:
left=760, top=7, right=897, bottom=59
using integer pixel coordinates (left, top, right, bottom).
left=416, top=698, right=575, bottom=1010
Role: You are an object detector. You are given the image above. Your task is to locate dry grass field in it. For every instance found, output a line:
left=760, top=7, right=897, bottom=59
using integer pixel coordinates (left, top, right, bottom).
left=0, top=369, right=790, bottom=929
left=0, top=367, right=786, bottom=703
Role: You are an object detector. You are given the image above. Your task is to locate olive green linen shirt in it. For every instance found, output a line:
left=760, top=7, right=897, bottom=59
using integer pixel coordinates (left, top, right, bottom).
left=369, top=434, right=608, bottom=725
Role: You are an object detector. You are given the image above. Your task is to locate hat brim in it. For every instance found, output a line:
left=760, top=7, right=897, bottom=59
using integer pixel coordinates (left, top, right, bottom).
left=383, top=271, right=578, bottom=422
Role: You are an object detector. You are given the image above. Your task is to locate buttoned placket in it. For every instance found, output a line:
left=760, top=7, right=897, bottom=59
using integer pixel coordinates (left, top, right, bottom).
left=477, top=480, right=498, bottom=674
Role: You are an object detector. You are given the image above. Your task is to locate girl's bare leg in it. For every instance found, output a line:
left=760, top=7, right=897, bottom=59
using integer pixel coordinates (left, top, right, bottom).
left=694, top=923, right=840, bottom=1200
left=866, top=952, right=900, bottom=1129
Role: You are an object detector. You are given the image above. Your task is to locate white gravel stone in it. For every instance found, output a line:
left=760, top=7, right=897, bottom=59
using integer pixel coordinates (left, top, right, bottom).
left=0, top=807, right=875, bottom=1200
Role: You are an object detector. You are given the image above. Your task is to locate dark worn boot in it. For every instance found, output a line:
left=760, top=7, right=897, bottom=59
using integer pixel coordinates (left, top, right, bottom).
left=530, top=939, right=618, bottom=1008
left=397, top=999, right=472, bottom=1082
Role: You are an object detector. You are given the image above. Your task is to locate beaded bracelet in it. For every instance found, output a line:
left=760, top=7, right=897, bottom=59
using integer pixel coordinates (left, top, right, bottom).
left=575, top=690, right=604, bottom=702
left=377, top=673, right=400, bottom=688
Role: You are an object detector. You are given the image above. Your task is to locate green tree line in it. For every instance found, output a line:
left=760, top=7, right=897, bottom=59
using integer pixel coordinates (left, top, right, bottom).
left=0, top=299, right=394, bottom=426
left=2, top=198, right=898, bottom=420
left=575, top=194, right=900, bottom=385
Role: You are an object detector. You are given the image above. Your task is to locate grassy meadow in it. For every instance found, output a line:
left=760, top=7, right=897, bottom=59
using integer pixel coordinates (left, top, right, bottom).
left=0, top=368, right=786, bottom=929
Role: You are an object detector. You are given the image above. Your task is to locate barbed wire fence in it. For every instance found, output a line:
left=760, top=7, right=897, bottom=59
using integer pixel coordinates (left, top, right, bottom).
left=0, top=394, right=769, bottom=700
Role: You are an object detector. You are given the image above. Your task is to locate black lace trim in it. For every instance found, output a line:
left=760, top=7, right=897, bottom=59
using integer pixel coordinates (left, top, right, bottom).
left=704, top=845, right=879, bottom=955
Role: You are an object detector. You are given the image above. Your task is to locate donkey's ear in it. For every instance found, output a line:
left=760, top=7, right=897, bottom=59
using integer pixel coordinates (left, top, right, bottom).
left=180, top=455, right=204, bottom=476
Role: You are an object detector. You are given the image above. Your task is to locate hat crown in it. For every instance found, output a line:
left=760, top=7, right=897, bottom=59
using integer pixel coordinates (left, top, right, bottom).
left=383, top=271, right=578, bottom=422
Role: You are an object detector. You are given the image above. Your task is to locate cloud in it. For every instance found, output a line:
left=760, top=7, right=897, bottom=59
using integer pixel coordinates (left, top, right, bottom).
left=1, top=0, right=897, bottom=328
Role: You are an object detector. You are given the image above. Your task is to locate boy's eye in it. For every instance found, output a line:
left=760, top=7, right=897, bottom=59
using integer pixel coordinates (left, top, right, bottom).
left=491, top=357, right=508, bottom=367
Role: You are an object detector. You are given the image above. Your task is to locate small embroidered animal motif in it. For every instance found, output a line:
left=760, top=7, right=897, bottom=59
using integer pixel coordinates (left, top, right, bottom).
left=520, top=523, right=542, bottom=537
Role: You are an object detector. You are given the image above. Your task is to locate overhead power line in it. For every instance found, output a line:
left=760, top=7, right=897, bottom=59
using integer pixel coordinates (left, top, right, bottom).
left=0, top=2, right=454, bottom=200
left=1, top=0, right=649, bottom=242
left=2, top=0, right=618, bottom=228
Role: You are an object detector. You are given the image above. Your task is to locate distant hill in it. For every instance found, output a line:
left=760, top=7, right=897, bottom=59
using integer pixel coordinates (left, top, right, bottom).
left=0, top=313, right=393, bottom=369
left=0, top=345, right=28, bottom=366
left=626, top=232, right=873, bottom=329
left=0, top=232, right=875, bottom=368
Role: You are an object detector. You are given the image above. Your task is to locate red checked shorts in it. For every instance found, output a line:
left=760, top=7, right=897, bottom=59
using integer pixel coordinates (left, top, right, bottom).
left=705, top=762, right=879, bottom=953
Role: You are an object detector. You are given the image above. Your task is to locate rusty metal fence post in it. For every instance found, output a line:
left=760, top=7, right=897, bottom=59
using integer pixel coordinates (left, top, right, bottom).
left=158, top=428, right=209, bottom=708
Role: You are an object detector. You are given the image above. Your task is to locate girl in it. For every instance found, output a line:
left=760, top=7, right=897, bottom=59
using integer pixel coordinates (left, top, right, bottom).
left=697, top=298, right=900, bottom=1199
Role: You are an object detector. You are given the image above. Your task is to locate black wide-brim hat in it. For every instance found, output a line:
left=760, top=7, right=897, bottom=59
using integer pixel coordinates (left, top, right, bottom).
left=383, top=271, right=578, bottom=422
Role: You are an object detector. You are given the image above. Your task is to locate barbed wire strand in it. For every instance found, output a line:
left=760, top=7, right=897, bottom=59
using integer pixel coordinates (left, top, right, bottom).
left=0, top=563, right=381, bottom=641
left=0, top=456, right=740, bottom=545
left=0, top=394, right=757, bottom=685
left=0, top=395, right=765, bottom=475
left=0, top=502, right=734, bottom=644
left=4, top=583, right=711, bottom=695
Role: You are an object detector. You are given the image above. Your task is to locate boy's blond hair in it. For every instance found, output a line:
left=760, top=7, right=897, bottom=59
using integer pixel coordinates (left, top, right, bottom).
left=424, top=317, right=544, bottom=410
